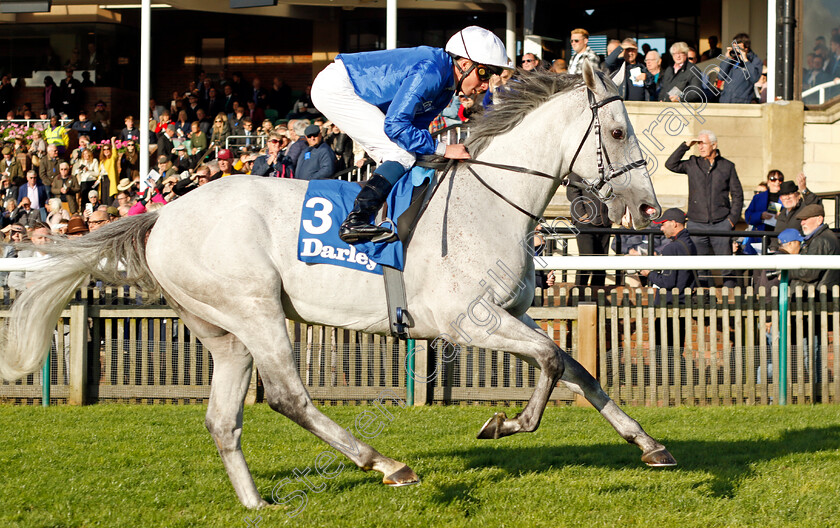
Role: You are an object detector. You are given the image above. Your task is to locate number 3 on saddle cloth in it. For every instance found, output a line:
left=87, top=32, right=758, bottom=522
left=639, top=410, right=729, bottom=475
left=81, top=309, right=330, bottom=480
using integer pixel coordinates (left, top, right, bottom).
left=297, top=167, right=434, bottom=275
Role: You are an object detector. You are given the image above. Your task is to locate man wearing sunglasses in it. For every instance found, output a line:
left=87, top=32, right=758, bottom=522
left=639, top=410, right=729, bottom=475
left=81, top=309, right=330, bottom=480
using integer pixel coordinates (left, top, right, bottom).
left=294, top=125, right=335, bottom=181
left=311, top=25, right=511, bottom=243
left=568, top=28, right=601, bottom=75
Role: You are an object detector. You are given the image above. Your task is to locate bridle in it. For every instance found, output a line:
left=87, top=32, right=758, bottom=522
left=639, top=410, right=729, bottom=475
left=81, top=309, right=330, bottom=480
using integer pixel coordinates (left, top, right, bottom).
left=421, top=84, right=648, bottom=222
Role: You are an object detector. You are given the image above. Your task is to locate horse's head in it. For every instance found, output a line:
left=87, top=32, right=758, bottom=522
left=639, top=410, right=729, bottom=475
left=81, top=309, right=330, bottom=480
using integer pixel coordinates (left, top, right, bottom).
left=571, top=61, right=661, bottom=229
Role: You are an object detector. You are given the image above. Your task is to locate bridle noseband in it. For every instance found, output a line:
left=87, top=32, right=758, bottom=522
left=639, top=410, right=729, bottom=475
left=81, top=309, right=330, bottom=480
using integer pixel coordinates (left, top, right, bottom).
left=423, top=85, right=648, bottom=222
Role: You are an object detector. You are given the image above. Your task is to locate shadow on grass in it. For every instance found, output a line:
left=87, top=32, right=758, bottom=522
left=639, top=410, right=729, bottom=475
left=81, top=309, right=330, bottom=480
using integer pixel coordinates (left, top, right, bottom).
left=421, top=425, right=840, bottom=499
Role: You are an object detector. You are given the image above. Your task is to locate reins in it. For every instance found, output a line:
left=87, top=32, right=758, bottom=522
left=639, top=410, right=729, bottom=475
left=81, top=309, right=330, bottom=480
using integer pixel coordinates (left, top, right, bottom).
left=414, top=85, right=647, bottom=223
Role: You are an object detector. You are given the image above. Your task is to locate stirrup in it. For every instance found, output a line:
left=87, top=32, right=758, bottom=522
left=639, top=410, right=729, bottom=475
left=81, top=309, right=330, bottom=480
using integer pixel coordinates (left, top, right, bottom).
left=339, top=219, right=398, bottom=244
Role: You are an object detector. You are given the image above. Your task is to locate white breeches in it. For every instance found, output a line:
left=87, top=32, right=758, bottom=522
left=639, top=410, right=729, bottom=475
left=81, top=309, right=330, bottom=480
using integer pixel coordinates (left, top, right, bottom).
left=311, top=60, right=416, bottom=171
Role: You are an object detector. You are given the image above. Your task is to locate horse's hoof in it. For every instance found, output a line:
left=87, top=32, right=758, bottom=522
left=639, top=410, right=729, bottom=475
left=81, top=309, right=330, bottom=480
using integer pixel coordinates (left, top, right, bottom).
left=642, top=446, right=677, bottom=467
left=383, top=465, right=420, bottom=487
left=476, top=412, right=508, bottom=439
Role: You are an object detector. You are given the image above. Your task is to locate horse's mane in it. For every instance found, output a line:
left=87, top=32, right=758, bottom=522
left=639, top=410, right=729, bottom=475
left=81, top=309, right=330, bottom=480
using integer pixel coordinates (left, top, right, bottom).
left=464, top=69, right=603, bottom=156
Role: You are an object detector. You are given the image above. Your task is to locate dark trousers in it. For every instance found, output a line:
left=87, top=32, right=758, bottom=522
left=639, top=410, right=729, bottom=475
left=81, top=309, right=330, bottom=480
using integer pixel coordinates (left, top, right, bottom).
left=687, top=219, right=736, bottom=287
left=574, top=232, right=610, bottom=287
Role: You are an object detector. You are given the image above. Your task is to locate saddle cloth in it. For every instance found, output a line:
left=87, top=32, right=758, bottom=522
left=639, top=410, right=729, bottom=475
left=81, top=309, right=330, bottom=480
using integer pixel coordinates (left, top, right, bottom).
left=297, top=167, right=434, bottom=275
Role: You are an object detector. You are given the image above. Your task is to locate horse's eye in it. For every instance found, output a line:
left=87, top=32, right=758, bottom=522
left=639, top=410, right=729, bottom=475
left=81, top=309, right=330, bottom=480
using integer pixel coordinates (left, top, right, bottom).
left=612, top=129, right=624, bottom=140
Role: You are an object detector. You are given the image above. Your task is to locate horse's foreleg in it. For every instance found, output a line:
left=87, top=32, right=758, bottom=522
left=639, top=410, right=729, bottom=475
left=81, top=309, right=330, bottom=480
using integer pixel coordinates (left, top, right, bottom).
left=452, top=314, right=563, bottom=439
left=558, top=351, right=677, bottom=466
left=202, top=334, right=268, bottom=509
left=244, top=322, right=420, bottom=489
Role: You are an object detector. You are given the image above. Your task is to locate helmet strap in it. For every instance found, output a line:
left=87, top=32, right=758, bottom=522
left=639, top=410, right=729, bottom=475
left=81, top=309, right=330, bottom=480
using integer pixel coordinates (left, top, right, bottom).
left=450, top=54, right=476, bottom=96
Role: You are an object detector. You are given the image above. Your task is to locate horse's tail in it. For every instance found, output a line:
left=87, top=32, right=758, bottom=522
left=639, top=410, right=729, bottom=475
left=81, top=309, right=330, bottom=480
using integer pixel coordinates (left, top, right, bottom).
left=0, top=212, right=161, bottom=381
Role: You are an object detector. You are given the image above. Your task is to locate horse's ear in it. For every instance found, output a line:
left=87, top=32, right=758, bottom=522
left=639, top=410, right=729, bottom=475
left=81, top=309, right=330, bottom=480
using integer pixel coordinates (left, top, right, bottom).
left=582, top=60, right=597, bottom=91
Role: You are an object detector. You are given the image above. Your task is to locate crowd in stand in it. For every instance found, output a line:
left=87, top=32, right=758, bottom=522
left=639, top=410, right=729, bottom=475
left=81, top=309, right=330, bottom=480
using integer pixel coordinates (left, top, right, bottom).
left=0, top=28, right=836, bottom=297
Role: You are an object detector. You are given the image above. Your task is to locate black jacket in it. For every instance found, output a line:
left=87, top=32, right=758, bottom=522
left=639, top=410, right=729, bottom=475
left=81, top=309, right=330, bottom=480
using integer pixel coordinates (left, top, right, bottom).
left=647, top=228, right=697, bottom=303
left=770, top=193, right=822, bottom=251
left=665, top=143, right=743, bottom=226
left=790, top=224, right=840, bottom=289
left=565, top=173, right=611, bottom=227
left=658, top=63, right=704, bottom=102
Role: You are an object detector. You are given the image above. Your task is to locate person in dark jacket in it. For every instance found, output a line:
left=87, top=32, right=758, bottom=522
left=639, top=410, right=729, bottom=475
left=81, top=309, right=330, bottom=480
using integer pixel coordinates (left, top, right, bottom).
left=658, top=42, right=704, bottom=102
left=640, top=208, right=696, bottom=372
left=567, top=173, right=611, bottom=287
left=770, top=177, right=822, bottom=251
left=604, top=38, right=656, bottom=101
left=719, top=33, right=764, bottom=104
left=665, top=130, right=743, bottom=286
left=789, top=203, right=840, bottom=290
left=294, top=125, right=336, bottom=181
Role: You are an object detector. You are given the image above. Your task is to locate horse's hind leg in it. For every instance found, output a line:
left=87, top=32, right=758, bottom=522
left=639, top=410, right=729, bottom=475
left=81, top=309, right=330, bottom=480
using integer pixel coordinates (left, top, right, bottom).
left=203, top=334, right=267, bottom=508
left=241, top=319, right=419, bottom=489
left=558, top=350, right=677, bottom=467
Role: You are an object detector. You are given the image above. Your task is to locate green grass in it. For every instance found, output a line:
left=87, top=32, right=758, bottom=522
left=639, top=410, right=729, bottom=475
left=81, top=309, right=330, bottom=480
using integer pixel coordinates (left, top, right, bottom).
left=2, top=404, right=840, bottom=527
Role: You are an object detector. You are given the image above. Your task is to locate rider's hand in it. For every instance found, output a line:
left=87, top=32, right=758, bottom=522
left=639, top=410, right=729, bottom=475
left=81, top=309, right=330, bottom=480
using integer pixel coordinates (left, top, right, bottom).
left=444, top=144, right=471, bottom=160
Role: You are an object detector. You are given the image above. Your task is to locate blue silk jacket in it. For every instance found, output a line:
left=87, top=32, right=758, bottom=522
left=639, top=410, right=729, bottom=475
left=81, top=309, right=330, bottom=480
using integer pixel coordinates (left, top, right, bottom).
left=337, top=46, right=455, bottom=155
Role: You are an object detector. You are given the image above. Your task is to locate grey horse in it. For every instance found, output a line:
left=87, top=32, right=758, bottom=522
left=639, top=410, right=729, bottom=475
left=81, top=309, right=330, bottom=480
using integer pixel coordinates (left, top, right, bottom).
left=0, top=62, right=675, bottom=509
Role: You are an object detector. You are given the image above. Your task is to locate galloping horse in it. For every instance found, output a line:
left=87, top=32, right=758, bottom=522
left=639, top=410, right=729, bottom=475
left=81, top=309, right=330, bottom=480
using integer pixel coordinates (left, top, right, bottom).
left=0, top=63, right=674, bottom=509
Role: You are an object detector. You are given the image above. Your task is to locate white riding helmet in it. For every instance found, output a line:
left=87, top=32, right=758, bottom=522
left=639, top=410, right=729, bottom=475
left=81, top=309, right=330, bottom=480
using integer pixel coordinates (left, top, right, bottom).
left=445, top=26, right=512, bottom=71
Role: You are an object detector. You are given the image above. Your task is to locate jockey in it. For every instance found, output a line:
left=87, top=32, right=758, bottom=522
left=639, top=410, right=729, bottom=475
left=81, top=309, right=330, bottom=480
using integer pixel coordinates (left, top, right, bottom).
left=311, top=26, right=511, bottom=243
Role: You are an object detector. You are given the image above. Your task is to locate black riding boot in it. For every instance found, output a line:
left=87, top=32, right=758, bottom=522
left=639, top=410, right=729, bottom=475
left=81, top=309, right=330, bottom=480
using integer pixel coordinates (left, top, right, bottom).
left=339, top=174, right=395, bottom=244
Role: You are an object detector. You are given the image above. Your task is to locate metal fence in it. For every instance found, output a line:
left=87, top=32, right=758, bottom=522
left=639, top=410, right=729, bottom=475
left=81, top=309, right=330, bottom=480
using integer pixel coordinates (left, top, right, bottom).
left=2, top=283, right=837, bottom=407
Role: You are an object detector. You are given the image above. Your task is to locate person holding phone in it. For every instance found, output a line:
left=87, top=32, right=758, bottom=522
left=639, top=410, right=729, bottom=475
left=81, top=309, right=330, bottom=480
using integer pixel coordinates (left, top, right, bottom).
left=719, top=33, right=763, bottom=104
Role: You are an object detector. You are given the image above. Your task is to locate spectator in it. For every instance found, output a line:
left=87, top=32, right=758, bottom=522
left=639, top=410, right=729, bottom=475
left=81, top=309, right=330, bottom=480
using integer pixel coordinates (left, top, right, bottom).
left=804, top=54, right=832, bottom=90
left=70, top=134, right=92, bottom=166
left=521, top=53, right=541, bottom=72
left=549, top=59, right=567, bottom=74
left=65, top=215, right=89, bottom=238
left=210, top=113, right=230, bottom=152
left=644, top=51, right=663, bottom=100
left=252, top=132, right=289, bottom=177
left=92, top=100, right=110, bottom=132
left=87, top=209, right=111, bottom=232
left=639, top=208, right=698, bottom=304
left=196, top=108, right=212, bottom=136
left=659, top=42, right=704, bottom=102
left=789, top=204, right=840, bottom=289
left=567, top=173, right=611, bottom=288
left=246, top=100, right=265, bottom=125
left=743, top=169, right=786, bottom=254
left=149, top=98, right=166, bottom=121
left=52, top=162, right=80, bottom=214
left=222, top=84, right=237, bottom=115
left=206, top=87, right=224, bottom=118
left=156, top=123, right=177, bottom=161
left=175, top=110, right=191, bottom=137
left=568, top=28, right=601, bottom=74
left=665, top=130, right=743, bottom=287
left=229, top=106, right=246, bottom=136
left=7, top=223, right=51, bottom=292
left=212, top=149, right=239, bottom=179
left=119, top=115, right=141, bottom=142
left=700, top=36, right=722, bottom=62
left=189, top=120, right=208, bottom=163
left=12, top=196, right=41, bottom=227
left=44, top=115, right=69, bottom=155
left=99, top=138, right=119, bottom=200
left=604, top=38, right=655, bottom=101
left=173, top=164, right=218, bottom=196
left=285, top=119, right=310, bottom=167
left=185, top=93, right=202, bottom=122
left=771, top=175, right=822, bottom=251
left=73, top=148, right=100, bottom=210
left=0, top=146, right=24, bottom=185
left=0, top=177, right=18, bottom=205
left=45, top=197, right=70, bottom=230
left=43, top=76, right=58, bottom=117
left=687, top=47, right=699, bottom=65
left=0, top=75, right=12, bottom=117
left=18, top=170, right=48, bottom=213
left=267, top=76, right=292, bottom=116
left=59, top=68, right=81, bottom=119
left=325, top=123, right=353, bottom=172
left=155, top=155, right=178, bottom=181
left=120, top=140, right=141, bottom=183
left=154, top=111, right=172, bottom=135
left=28, top=130, right=47, bottom=163
left=294, top=124, right=335, bottom=181
left=719, top=33, right=764, bottom=104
